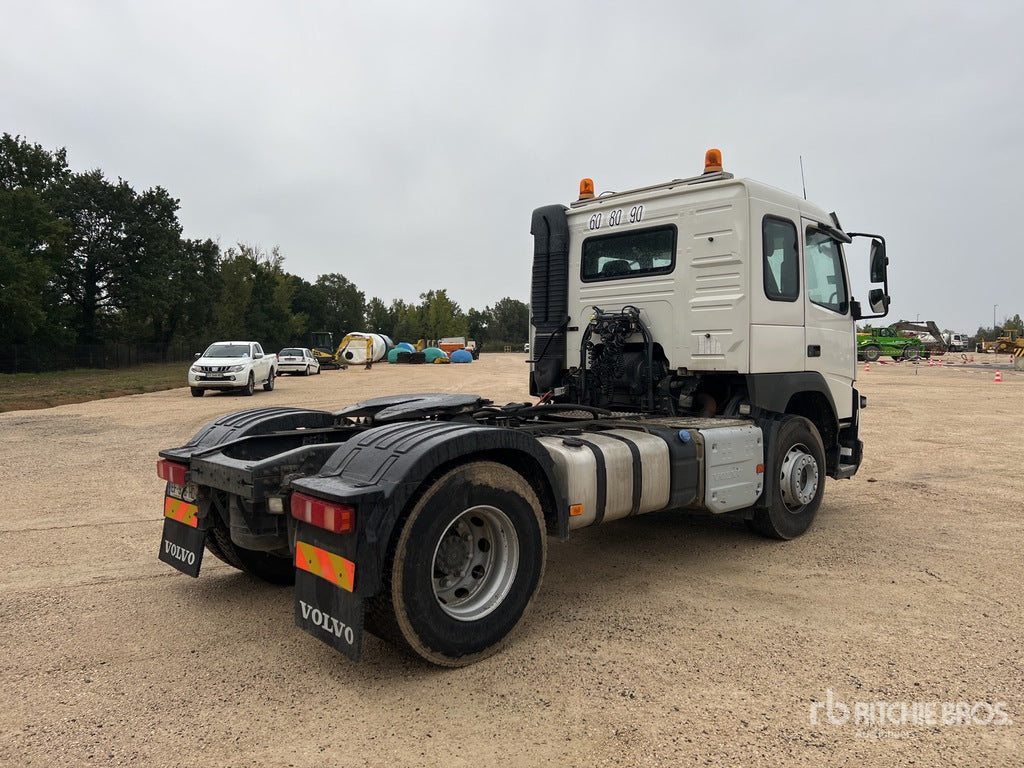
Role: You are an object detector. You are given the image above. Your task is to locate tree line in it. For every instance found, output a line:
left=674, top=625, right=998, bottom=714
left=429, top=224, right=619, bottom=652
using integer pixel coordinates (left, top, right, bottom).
left=0, top=133, right=529, bottom=356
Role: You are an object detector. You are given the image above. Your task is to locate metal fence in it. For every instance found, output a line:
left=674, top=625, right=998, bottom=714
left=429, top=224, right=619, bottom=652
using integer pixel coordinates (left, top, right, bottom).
left=0, top=341, right=203, bottom=374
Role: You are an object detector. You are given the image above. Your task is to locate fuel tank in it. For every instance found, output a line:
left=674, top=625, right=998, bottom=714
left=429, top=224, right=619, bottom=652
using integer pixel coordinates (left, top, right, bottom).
left=537, top=421, right=764, bottom=528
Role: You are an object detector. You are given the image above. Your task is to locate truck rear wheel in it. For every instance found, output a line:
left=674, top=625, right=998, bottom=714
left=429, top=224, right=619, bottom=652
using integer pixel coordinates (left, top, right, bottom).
left=263, top=369, right=275, bottom=391
left=204, top=514, right=294, bottom=585
left=749, top=416, right=825, bottom=540
left=369, top=462, right=546, bottom=667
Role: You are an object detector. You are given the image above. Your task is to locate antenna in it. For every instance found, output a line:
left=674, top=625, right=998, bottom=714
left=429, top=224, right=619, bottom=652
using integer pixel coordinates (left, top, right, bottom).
left=799, top=155, right=807, bottom=200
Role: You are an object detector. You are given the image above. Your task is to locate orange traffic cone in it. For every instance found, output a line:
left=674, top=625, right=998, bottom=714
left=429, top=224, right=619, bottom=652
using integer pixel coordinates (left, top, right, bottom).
left=994, top=370, right=1002, bottom=383
left=864, top=362, right=870, bottom=373
left=928, top=358, right=934, bottom=367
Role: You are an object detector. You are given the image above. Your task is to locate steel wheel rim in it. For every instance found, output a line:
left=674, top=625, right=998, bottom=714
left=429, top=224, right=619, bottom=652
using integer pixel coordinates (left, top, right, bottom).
left=780, top=443, right=819, bottom=511
left=431, top=504, right=519, bottom=621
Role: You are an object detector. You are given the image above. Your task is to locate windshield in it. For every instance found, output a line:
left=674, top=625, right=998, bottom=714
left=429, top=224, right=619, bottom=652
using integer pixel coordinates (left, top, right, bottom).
left=280, top=348, right=303, bottom=356
left=204, top=344, right=250, bottom=358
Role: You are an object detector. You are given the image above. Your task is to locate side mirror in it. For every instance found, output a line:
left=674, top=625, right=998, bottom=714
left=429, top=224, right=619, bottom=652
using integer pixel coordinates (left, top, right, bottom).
left=868, top=288, right=889, bottom=314
left=869, top=239, right=888, bottom=283
left=194, top=353, right=201, bottom=359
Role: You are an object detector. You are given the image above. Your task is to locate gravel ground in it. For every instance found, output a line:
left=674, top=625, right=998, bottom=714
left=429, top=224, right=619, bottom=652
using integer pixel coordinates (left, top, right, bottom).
left=0, top=353, right=1020, bottom=767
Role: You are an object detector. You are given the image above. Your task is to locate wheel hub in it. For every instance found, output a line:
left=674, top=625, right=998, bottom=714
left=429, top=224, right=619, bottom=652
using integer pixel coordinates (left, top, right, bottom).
left=435, top=533, right=471, bottom=575
left=780, top=445, right=819, bottom=509
left=432, top=505, right=519, bottom=621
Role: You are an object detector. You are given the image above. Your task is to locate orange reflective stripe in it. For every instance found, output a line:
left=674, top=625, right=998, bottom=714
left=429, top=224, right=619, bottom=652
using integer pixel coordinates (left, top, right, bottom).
left=164, top=497, right=198, bottom=527
left=294, top=541, right=355, bottom=592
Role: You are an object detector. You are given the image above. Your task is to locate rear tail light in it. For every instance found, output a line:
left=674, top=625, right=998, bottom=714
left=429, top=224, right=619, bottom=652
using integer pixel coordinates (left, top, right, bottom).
left=157, top=459, right=187, bottom=485
left=290, top=492, right=355, bottom=534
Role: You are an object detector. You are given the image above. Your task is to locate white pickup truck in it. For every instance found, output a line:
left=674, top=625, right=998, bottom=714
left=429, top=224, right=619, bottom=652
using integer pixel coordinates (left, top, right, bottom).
left=188, top=341, right=277, bottom=397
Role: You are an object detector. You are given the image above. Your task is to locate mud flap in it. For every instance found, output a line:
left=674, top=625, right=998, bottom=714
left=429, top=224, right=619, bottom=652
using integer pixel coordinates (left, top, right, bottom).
left=158, top=517, right=206, bottom=577
left=294, top=567, right=364, bottom=661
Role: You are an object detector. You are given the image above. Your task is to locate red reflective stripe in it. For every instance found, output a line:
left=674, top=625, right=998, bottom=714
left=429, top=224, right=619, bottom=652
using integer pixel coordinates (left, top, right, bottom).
left=294, top=541, right=355, bottom=592
left=164, top=497, right=198, bottom=527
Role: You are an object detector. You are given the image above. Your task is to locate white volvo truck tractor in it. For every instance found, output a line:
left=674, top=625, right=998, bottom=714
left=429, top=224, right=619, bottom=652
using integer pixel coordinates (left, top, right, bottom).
left=157, top=149, right=890, bottom=666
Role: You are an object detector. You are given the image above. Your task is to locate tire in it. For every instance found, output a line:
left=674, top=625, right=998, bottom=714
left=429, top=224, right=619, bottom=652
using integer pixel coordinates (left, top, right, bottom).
left=303, top=365, right=310, bottom=376
left=861, top=345, right=881, bottom=363
left=204, top=513, right=294, bottom=585
left=367, top=462, right=547, bottom=667
left=996, top=343, right=1009, bottom=354
left=749, top=416, right=826, bottom=540
left=263, top=369, right=275, bottom=391
left=243, top=373, right=255, bottom=396
left=190, top=387, right=205, bottom=398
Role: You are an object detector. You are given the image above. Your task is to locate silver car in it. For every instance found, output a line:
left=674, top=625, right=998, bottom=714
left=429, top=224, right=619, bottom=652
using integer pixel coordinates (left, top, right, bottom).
left=277, top=347, right=321, bottom=376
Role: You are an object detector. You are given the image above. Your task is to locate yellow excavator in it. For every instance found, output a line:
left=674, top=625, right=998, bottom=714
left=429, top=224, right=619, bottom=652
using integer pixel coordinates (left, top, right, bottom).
left=977, top=328, right=1024, bottom=354
left=309, top=331, right=343, bottom=369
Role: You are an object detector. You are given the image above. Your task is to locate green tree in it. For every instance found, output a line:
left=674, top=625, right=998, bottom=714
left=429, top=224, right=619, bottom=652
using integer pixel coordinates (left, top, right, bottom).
left=391, top=299, right=422, bottom=343
left=315, top=273, right=365, bottom=335
left=486, top=297, right=529, bottom=346
left=420, top=289, right=467, bottom=340
left=466, top=307, right=489, bottom=345
left=365, top=296, right=394, bottom=337
left=214, top=244, right=298, bottom=350
left=171, top=238, right=221, bottom=346
left=53, top=170, right=138, bottom=344
left=214, top=246, right=257, bottom=340
left=114, top=186, right=186, bottom=343
left=0, top=134, right=70, bottom=344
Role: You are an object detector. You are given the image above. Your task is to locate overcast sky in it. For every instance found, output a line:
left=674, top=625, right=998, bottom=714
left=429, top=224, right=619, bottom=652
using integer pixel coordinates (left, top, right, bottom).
left=4, top=0, right=1023, bottom=333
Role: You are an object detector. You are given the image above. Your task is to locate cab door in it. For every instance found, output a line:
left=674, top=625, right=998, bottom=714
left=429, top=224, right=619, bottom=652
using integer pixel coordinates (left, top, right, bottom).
left=802, top=220, right=855, bottom=419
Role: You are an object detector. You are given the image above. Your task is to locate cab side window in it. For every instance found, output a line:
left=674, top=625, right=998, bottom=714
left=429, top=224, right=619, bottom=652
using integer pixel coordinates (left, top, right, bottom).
left=762, top=216, right=799, bottom=301
left=805, top=229, right=849, bottom=314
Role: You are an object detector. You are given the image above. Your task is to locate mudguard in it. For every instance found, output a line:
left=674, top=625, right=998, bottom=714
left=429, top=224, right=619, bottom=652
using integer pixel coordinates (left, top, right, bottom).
left=160, top=407, right=336, bottom=462
left=290, top=419, right=566, bottom=600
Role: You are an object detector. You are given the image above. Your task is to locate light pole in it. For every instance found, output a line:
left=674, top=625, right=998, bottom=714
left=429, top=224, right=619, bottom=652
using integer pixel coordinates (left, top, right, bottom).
left=994, top=304, right=998, bottom=331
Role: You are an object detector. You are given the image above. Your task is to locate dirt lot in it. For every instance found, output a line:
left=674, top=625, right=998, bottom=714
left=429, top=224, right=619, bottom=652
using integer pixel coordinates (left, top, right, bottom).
left=0, top=353, right=1020, bottom=767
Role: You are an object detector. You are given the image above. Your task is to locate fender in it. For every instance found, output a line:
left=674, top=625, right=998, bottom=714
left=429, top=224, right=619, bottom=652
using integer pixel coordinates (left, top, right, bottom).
left=290, top=419, right=567, bottom=598
left=744, top=372, right=837, bottom=416
left=160, top=407, right=335, bottom=462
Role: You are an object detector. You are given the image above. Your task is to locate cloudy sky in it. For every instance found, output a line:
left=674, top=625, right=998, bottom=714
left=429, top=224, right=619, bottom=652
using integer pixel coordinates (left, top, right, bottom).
left=4, top=0, right=1023, bottom=333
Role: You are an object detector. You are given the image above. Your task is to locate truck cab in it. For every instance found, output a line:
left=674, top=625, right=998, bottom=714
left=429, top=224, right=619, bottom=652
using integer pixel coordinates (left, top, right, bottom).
left=530, top=150, right=889, bottom=478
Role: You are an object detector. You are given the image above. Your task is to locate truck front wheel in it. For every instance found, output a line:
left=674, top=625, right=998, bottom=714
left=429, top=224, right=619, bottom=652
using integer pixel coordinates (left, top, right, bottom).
left=369, top=462, right=547, bottom=667
left=749, top=416, right=825, bottom=540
